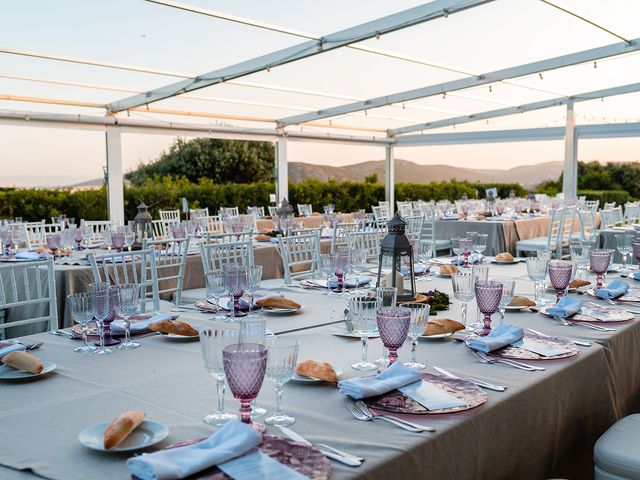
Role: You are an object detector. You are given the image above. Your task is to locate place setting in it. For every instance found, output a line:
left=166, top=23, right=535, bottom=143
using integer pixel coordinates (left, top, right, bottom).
left=0, top=342, right=56, bottom=381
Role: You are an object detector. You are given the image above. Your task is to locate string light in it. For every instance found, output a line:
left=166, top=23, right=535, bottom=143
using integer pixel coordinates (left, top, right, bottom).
left=489, top=85, right=492, bottom=93
left=594, top=61, right=597, bottom=69
left=442, top=92, right=446, bottom=99
left=539, top=73, right=544, bottom=80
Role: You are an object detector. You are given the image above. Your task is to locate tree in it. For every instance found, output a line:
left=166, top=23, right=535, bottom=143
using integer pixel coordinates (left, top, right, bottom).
left=126, top=138, right=275, bottom=185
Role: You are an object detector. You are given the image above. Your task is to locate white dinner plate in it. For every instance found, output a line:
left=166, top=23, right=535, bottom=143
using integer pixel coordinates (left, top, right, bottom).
left=490, top=258, right=523, bottom=264
left=160, top=326, right=204, bottom=341
left=332, top=331, right=380, bottom=339
left=292, top=366, right=343, bottom=384
left=419, top=332, right=453, bottom=339
left=0, top=361, right=56, bottom=381
left=505, top=305, right=530, bottom=311
left=78, top=420, right=169, bottom=452
left=261, top=305, right=305, bottom=315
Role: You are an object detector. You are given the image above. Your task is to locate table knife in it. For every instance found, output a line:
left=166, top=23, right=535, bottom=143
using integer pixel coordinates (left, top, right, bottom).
left=277, top=426, right=362, bottom=467
left=433, top=366, right=506, bottom=392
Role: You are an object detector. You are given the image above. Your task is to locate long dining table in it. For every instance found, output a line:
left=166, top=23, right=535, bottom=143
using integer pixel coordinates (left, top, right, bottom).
left=2, top=260, right=639, bottom=480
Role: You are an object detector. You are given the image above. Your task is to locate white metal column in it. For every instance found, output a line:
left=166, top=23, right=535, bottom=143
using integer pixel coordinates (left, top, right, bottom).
left=385, top=144, right=395, bottom=214
left=105, top=126, right=125, bottom=225
left=275, top=137, right=289, bottom=203
left=563, top=101, right=578, bottom=200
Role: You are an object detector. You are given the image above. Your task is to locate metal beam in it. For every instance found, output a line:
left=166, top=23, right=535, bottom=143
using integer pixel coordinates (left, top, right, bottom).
left=395, top=127, right=566, bottom=146
left=563, top=101, right=577, bottom=200
left=107, top=0, right=493, bottom=113
left=577, top=122, right=640, bottom=139
left=385, top=144, right=395, bottom=213
left=105, top=127, right=125, bottom=225
left=279, top=36, right=640, bottom=126
left=275, top=137, right=289, bottom=204
left=389, top=81, right=640, bottom=136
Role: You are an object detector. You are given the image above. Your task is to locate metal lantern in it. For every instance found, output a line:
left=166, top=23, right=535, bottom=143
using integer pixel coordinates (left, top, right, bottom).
left=133, top=201, right=153, bottom=246
left=376, top=212, right=416, bottom=302
left=276, top=198, right=294, bottom=233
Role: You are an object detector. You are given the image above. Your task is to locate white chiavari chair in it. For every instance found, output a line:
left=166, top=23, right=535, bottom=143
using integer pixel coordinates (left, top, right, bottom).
left=516, top=207, right=565, bottom=258
left=624, top=203, right=639, bottom=225
left=159, top=209, right=180, bottom=222
left=25, top=222, right=63, bottom=248
left=600, top=210, right=615, bottom=230
left=297, top=204, right=313, bottom=217
left=372, top=205, right=390, bottom=222
left=346, top=230, right=385, bottom=262
left=151, top=219, right=178, bottom=238
left=612, top=206, right=625, bottom=227
left=603, top=202, right=617, bottom=210
left=418, top=207, right=451, bottom=258
left=189, top=208, right=209, bottom=219
left=81, top=220, right=115, bottom=244
left=331, top=222, right=360, bottom=253
left=197, top=215, right=225, bottom=235
left=219, top=207, right=239, bottom=218
left=268, top=206, right=279, bottom=217
left=142, top=237, right=190, bottom=306
left=205, top=231, right=254, bottom=244
left=278, top=231, right=322, bottom=284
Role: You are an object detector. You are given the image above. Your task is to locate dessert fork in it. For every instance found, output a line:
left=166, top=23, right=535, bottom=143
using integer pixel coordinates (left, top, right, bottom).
left=471, top=350, right=539, bottom=371
left=345, top=403, right=424, bottom=432
left=354, top=401, right=436, bottom=432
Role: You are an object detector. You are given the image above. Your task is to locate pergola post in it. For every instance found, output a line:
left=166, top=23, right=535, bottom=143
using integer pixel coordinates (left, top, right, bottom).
left=563, top=101, right=578, bottom=200
left=275, top=137, right=289, bottom=204
left=105, top=126, right=125, bottom=224
left=385, top=144, right=395, bottom=214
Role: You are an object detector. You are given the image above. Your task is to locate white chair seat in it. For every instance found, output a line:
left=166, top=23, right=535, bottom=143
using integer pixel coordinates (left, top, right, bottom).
left=595, top=414, right=640, bottom=480
left=175, top=288, right=207, bottom=305
left=516, top=237, right=556, bottom=251
left=156, top=299, right=178, bottom=311
left=435, top=239, right=451, bottom=250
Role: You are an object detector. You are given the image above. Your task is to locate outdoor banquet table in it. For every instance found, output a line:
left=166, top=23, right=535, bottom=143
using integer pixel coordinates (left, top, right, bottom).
left=256, top=214, right=355, bottom=233
left=2, top=263, right=640, bottom=480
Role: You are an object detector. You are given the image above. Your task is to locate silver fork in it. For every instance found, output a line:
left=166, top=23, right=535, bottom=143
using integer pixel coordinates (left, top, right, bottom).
left=472, top=350, right=540, bottom=371
left=345, top=403, right=425, bottom=432
left=553, top=316, right=615, bottom=332
left=48, top=329, right=76, bottom=339
left=354, top=401, right=436, bottom=432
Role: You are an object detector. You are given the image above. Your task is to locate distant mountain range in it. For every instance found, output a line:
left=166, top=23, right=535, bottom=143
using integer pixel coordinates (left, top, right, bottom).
left=288, top=159, right=564, bottom=188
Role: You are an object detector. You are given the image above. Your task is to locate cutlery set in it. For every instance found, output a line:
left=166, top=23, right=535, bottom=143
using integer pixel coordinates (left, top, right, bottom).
left=432, top=366, right=507, bottom=392
left=471, top=350, right=544, bottom=371
left=345, top=401, right=434, bottom=433
left=526, top=328, right=591, bottom=347
left=277, top=426, right=364, bottom=467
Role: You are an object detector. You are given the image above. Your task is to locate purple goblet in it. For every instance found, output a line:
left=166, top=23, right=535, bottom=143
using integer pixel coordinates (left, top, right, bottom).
left=331, top=252, right=349, bottom=294
left=74, top=228, right=84, bottom=250
left=46, top=233, right=61, bottom=256
left=110, top=233, right=125, bottom=251
left=1, top=230, right=12, bottom=256
left=224, top=264, right=248, bottom=320
left=475, top=280, right=503, bottom=336
left=632, top=240, right=640, bottom=266
left=223, top=343, right=267, bottom=432
left=548, top=261, right=573, bottom=302
left=99, top=286, right=121, bottom=347
left=590, top=249, right=612, bottom=289
left=461, top=237, right=473, bottom=267
left=172, top=226, right=186, bottom=239
left=376, top=307, right=411, bottom=366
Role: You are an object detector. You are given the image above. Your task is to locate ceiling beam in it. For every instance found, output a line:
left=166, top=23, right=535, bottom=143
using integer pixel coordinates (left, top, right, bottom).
left=278, top=36, right=640, bottom=127
left=106, top=0, right=494, bottom=113
left=389, top=81, right=640, bottom=135
left=395, top=126, right=567, bottom=146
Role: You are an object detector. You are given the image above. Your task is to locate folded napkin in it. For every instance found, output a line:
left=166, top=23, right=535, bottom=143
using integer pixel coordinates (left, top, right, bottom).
left=451, top=254, right=484, bottom=266
left=633, top=271, right=640, bottom=281
left=0, top=342, right=26, bottom=360
left=545, top=296, right=582, bottom=318
left=15, top=251, right=43, bottom=260
left=400, top=264, right=428, bottom=275
left=399, top=379, right=467, bottom=410
left=110, top=313, right=171, bottom=335
left=337, top=361, right=422, bottom=400
left=466, top=323, right=524, bottom=353
left=127, top=421, right=261, bottom=480
left=328, top=275, right=372, bottom=289
left=594, top=279, right=630, bottom=299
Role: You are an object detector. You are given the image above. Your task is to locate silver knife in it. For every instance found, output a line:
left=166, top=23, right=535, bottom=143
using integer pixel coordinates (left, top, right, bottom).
left=526, top=328, right=591, bottom=347
left=277, top=426, right=362, bottom=467
left=433, top=366, right=506, bottom=392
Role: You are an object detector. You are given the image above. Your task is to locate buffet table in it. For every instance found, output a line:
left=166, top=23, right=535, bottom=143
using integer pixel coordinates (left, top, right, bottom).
left=2, top=262, right=639, bottom=480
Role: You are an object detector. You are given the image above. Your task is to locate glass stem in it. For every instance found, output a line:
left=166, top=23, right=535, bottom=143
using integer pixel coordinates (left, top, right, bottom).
left=461, top=302, right=468, bottom=328
left=82, top=326, right=89, bottom=348
left=499, top=307, right=505, bottom=325
left=216, top=378, right=226, bottom=414
left=623, top=254, right=627, bottom=269
left=240, top=400, right=251, bottom=424
left=360, top=335, right=369, bottom=363
left=411, top=339, right=418, bottom=363
left=248, top=293, right=253, bottom=316
left=214, top=295, right=220, bottom=317
left=533, top=281, right=540, bottom=302
left=124, top=317, right=131, bottom=344
left=99, top=322, right=105, bottom=349
left=275, top=384, right=285, bottom=416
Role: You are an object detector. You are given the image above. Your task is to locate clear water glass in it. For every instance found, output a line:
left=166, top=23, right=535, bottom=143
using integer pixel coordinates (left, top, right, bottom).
left=633, top=240, right=640, bottom=268
left=320, top=253, right=334, bottom=294
left=265, top=338, right=299, bottom=427
left=416, top=240, right=433, bottom=281
left=199, top=328, right=239, bottom=426
left=245, top=265, right=263, bottom=316
left=451, top=237, right=464, bottom=265
left=223, top=263, right=248, bottom=321
left=616, top=234, right=634, bottom=275
left=570, top=242, right=590, bottom=280
left=205, top=270, right=227, bottom=321
left=474, top=234, right=488, bottom=259
left=475, top=280, right=503, bottom=336
left=526, top=257, right=549, bottom=306
left=494, top=277, right=515, bottom=325
left=89, top=282, right=112, bottom=355
left=67, top=293, right=97, bottom=353
left=349, top=296, right=378, bottom=371
left=348, top=249, right=367, bottom=294
left=451, top=272, right=476, bottom=332
left=400, top=302, right=430, bottom=370
left=112, top=284, right=141, bottom=350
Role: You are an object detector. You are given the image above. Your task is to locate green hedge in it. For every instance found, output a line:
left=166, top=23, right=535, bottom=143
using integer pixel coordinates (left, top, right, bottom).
left=0, top=177, right=537, bottom=222
left=577, top=190, right=631, bottom=209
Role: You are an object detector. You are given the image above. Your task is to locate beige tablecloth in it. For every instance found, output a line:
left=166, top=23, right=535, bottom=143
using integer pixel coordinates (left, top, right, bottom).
left=257, top=214, right=354, bottom=232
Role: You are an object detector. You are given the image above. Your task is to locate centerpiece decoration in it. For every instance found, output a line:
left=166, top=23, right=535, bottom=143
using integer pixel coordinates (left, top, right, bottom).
left=375, top=213, right=416, bottom=302
left=133, top=201, right=153, bottom=246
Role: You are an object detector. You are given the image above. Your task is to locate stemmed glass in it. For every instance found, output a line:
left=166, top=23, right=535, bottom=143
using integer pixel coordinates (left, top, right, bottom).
left=223, top=264, right=248, bottom=321
left=349, top=296, right=378, bottom=371
left=205, top=270, right=227, bottom=321
left=570, top=242, right=590, bottom=280
left=400, top=302, right=430, bottom=370
left=475, top=280, right=503, bottom=336
left=526, top=257, right=549, bottom=306
left=494, top=278, right=515, bottom=325
left=320, top=253, right=334, bottom=295
left=111, top=232, right=125, bottom=251
left=67, top=293, right=97, bottom=353
left=616, top=234, right=634, bottom=275
left=74, top=227, right=84, bottom=250
left=112, top=284, right=141, bottom=350
left=245, top=266, right=263, bottom=316
left=0, top=229, right=12, bottom=256
left=471, top=264, right=489, bottom=330
left=348, top=249, right=367, bottom=294
left=374, top=287, right=397, bottom=367
left=239, top=316, right=268, bottom=418
left=46, top=233, right=61, bottom=256
left=376, top=307, right=411, bottom=366
left=451, top=273, right=476, bottom=332
left=633, top=240, right=640, bottom=270
left=223, top=343, right=268, bottom=433
left=452, top=237, right=473, bottom=267
left=331, top=251, right=349, bottom=295
left=199, top=328, right=239, bottom=426
left=473, top=234, right=488, bottom=262
left=416, top=240, right=433, bottom=281
left=89, top=283, right=112, bottom=355
left=123, top=225, right=135, bottom=252
left=548, top=261, right=573, bottom=302
left=451, top=237, right=463, bottom=265
left=590, top=250, right=612, bottom=289
left=264, top=338, right=299, bottom=427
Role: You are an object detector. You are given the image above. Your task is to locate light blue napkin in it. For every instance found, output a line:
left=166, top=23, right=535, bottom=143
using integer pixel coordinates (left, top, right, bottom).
left=15, top=251, right=43, bottom=260
left=0, top=342, right=26, bottom=360
left=594, top=279, right=630, bottom=299
left=218, top=450, right=308, bottom=480
left=545, top=296, right=582, bottom=318
left=400, top=264, right=428, bottom=275
left=466, top=323, right=524, bottom=353
left=110, top=313, right=171, bottom=335
left=127, top=421, right=261, bottom=480
left=633, top=271, right=640, bottom=281
left=328, top=275, right=372, bottom=289
left=337, top=361, right=422, bottom=399
left=451, top=254, right=484, bottom=265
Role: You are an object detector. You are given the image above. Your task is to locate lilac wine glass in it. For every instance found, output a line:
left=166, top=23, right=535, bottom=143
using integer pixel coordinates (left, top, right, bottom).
left=331, top=251, right=349, bottom=294
left=632, top=240, right=640, bottom=268
left=475, top=280, right=503, bottom=336
left=223, top=343, right=267, bottom=433
left=548, top=261, right=573, bottom=302
left=376, top=307, right=411, bottom=366
left=74, top=227, right=84, bottom=250
left=590, top=249, right=612, bottom=289
left=110, top=233, right=125, bottom=251
left=224, top=264, right=248, bottom=320
left=46, top=233, right=61, bottom=256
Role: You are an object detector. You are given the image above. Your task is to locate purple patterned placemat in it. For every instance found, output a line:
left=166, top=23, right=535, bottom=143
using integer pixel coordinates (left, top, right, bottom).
left=487, top=333, right=579, bottom=360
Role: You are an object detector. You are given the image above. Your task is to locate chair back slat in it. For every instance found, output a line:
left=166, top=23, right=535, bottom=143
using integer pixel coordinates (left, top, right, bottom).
left=143, top=237, right=190, bottom=305
left=278, top=232, right=322, bottom=284
left=199, top=240, right=253, bottom=275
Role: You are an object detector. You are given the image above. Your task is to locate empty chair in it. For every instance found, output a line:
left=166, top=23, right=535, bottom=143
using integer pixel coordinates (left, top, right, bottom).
left=612, top=206, right=625, bottom=227
left=558, top=206, right=577, bottom=258
left=584, top=200, right=600, bottom=213
left=25, top=222, right=63, bottom=248
left=219, top=207, right=239, bottom=218
left=297, top=204, right=313, bottom=217
left=151, top=219, right=178, bottom=238
left=516, top=207, right=565, bottom=258
left=372, top=205, right=390, bottom=222
left=247, top=206, right=265, bottom=218
left=594, top=414, right=640, bottom=480
left=0, top=257, right=57, bottom=338
left=346, top=230, right=385, bottom=262
left=405, top=215, right=424, bottom=242
left=81, top=220, right=114, bottom=244
left=142, top=238, right=190, bottom=306
left=396, top=201, right=413, bottom=217
left=268, top=206, right=279, bottom=217
left=419, top=208, right=451, bottom=258
left=88, top=249, right=161, bottom=313
left=159, top=209, right=180, bottom=222
left=331, top=222, right=360, bottom=253
left=577, top=210, right=598, bottom=242
left=600, top=210, right=615, bottom=230
left=603, top=202, right=617, bottom=210
left=291, top=226, right=323, bottom=238
left=206, top=231, right=254, bottom=244
left=278, top=231, right=322, bottom=284
left=189, top=208, right=209, bottom=219
left=624, top=202, right=640, bottom=225
left=197, top=215, right=225, bottom=235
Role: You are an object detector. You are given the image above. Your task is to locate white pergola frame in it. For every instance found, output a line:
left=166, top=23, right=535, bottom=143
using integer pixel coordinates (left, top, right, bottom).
left=3, top=0, right=640, bottom=221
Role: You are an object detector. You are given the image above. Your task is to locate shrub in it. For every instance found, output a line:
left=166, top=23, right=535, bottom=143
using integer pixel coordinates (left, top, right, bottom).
left=577, top=190, right=631, bottom=209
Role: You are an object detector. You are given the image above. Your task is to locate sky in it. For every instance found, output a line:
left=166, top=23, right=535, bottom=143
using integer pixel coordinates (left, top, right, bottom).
left=1, top=0, right=640, bottom=186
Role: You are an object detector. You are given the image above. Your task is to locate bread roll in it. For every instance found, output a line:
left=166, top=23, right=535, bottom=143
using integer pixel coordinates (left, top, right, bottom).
left=440, top=265, right=460, bottom=275
left=2, top=351, right=44, bottom=374
left=423, top=319, right=465, bottom=336
left=495, top=252, right=514, bottom=262
left=148, top=319, right=199, bottom=336
left=256, top=296, right=301, bottom=310
left=508, top=296, right=536, bottom=307
left=569, top=279, right=590, bottom=288
left=295, top=360, right=338, bottom=383
left=255, top=234, right=271, bottom=242
left=104, top=411, right=145, bottom=449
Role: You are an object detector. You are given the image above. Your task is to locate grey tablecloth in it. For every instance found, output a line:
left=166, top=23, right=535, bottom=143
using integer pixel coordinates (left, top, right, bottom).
left=2, top=266, right=640, bottom=479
